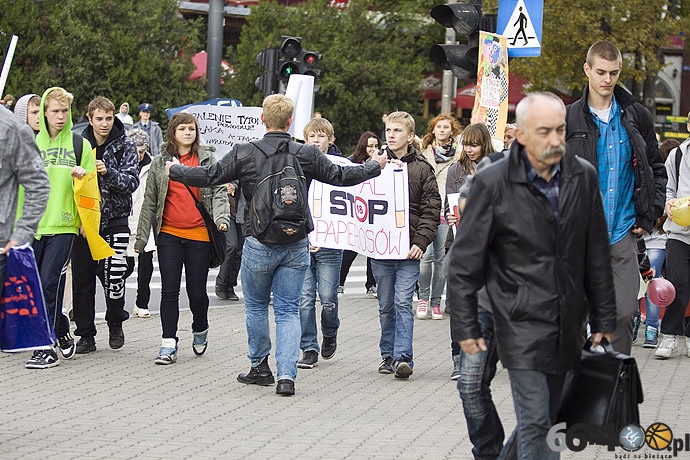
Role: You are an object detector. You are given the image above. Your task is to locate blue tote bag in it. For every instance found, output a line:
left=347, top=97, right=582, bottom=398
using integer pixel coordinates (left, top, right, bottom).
left=0, top=244, right=56, bottom=352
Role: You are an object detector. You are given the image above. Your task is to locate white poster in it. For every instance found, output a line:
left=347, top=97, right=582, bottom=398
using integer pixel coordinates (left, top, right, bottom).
left=308, top=156, right=410, bottom=260
left=184, top=105, right=265, bottom=160
left=285, top=74, right=315, bottom=141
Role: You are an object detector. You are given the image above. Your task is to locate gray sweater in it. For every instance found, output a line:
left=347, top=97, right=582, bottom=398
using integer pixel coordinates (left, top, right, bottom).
left=0, top=107, right=50, bottom=247
left=663, top=138, right=690, bottom=245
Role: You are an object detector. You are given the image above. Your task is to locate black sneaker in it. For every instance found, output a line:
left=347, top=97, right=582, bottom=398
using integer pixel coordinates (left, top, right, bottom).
left=297, top=350, right=319, bottom=369
left=276, top=379, right=295, bottom=396
left=57, top=332, right=76, bottom=359
left=237, top=356, right=275, bottom=386
left=378, top=357, right=394, bottom=374
left=226, top=287, right=239, bottom=301
left=321, top=335, right=337, bottom=360
left=215, top=285, right=228, bottom=300
left=76, top=336, right=97, bottom=354
left=108, top=323, right=125, bottom=349
left=394, top=360, right=413, bottom=379
left=25, top=347, right=60, bottom=369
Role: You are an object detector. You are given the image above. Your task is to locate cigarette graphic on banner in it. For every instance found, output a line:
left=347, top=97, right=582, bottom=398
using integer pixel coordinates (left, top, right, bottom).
left=311, top=181, right=323, bottom=218
left=394, top=168, right=406, bottom=228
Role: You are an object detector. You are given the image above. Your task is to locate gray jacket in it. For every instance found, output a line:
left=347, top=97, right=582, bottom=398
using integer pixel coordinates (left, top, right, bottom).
left=134, top=144, right=230, bottom=251
left=0, top=107, right=50, bottom=246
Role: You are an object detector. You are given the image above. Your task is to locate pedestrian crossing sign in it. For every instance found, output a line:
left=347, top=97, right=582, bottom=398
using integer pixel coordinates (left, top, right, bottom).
left=497, top=0, right=543, bottom=57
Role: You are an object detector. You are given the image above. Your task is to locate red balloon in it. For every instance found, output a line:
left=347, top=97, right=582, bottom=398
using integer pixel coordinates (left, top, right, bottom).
left=648, top=278, right=676, bottom=308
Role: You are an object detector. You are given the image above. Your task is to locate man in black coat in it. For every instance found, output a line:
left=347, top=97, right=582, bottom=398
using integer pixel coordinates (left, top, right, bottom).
left=445, top=92, right=616, bottom=460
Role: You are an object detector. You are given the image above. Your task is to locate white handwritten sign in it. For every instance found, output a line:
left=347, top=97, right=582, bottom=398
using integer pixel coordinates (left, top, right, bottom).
left=447, top=192, right=461, bottom=237
left=184, top=105, right=265, bottom=160
left=308, top=156, right=410, bottom=260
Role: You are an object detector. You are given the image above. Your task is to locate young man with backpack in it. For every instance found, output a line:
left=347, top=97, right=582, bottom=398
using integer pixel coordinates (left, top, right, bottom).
left=25, top=87, right=95, bottom=369
left=166, top=94, right=388, bottom=396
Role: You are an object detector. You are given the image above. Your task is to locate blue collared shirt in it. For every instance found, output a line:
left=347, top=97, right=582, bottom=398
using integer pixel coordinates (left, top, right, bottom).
left=591, top=98, right=636, bottom=244
left=521, top=150, right=561, bottom=218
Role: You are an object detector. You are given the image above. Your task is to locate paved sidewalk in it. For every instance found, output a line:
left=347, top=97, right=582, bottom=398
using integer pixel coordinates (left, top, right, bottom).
left=1, top=292, right=690, bottom=460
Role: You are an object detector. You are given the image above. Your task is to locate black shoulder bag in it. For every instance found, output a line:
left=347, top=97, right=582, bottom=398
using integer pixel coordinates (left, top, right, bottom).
left=184, top=185, right=226, bottom=268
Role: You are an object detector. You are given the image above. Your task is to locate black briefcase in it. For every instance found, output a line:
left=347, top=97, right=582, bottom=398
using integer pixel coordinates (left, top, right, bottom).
left=557, top=340, right=644, bottom=429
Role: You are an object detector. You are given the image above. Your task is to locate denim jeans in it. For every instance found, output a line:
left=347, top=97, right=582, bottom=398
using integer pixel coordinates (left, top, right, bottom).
left=157, top=233, right=211, bottom=339
left=458, top=308, right=504, bottom=460
left=371, top=258, right=419, bottom=366
left=504, top=369, right=565, bottom=460
left=418, top=223, right=449, bottom=306
left=299, top=248, right=343, bottom=352
left=241, top=236, right=310, bottom=381
left=642, top=248, right=665, bottom=329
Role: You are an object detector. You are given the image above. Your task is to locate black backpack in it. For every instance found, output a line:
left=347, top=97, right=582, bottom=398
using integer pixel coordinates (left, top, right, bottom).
left=249, top=140, right=312, bottom=246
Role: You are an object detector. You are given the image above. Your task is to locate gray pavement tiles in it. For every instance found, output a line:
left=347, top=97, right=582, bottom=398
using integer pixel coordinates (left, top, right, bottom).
left=1, top=289, right=690, bottom=459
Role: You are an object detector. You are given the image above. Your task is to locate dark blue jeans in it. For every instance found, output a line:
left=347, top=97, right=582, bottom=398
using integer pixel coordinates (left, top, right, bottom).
left=157, top=233, right=211, bottom=339
left=216, top=220, right=244, bottom=289
left=457, top=308, right=504, bottom=460
left=504, top=369, right=565, bottom=460
left=32, top=234, right=74, bottom=338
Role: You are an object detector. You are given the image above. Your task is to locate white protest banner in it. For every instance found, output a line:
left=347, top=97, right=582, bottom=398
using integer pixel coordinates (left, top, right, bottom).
left=285, top=74, right=315, bottom=141
left=447, top=192, right=461, bottom=237
left=184, top=105, right=265, bottom=160
left=309, top=156, right=410, bottom=260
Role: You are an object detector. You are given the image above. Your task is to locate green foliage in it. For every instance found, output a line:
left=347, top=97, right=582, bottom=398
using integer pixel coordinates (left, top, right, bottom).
left=510, top=0, right=690, bottom=96
left=224, top=0, right=440, bottom=152
left=0, top=0, right=206, bottom=125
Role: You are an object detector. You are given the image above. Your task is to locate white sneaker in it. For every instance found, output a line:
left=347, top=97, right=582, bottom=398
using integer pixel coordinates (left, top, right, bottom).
left=431, top=305, right=443, bottom=320
left=133, top=306, right=151, bottom=318
left=655, top=335, right=679, bottom=359
left=416, top=300, right=429, bottom=319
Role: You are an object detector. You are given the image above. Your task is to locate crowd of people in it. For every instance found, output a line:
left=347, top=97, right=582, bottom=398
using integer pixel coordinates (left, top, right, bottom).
left=2, top=39, right=689, bottom=460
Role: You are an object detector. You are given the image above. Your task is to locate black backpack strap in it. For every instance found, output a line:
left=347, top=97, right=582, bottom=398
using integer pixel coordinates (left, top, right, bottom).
left=72, top=131, right=83, bottom=166
left=675, top=146, right=683, bottom=185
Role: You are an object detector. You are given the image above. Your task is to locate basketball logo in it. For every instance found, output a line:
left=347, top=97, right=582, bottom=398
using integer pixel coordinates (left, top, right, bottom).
left=645, top=422, right=673, bottom=450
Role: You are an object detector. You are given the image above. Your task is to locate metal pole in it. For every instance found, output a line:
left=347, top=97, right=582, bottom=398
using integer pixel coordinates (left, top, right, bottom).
left=206, top=0, right=224, bottom=99
left=440, top=0, right=457, bottom=115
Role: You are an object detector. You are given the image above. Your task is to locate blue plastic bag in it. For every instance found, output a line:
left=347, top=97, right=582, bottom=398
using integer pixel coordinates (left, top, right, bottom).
left=0, top=244, right=56, bottom=352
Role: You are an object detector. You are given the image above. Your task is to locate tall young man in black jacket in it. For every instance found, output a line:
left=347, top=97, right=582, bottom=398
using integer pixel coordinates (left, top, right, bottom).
left=565, top=41, right=666, bottom=354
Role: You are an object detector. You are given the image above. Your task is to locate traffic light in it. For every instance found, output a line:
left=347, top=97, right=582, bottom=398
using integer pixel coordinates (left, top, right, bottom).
left=255, top=48, right=278, bottom=96
left=299, top=50, right=321, bottom=78
left=279, top=36, right=301, bottom=84
left=429, top=1, right=483, bottom=80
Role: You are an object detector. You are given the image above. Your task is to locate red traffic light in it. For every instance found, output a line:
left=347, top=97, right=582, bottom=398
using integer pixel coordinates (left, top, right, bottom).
left=303, top=52, right=319, bottom=66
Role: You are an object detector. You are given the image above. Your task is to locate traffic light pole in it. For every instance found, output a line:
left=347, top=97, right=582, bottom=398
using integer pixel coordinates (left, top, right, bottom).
left=206, top=0, right=224, bottom=99
left=440, top=0, right=457, bottom=115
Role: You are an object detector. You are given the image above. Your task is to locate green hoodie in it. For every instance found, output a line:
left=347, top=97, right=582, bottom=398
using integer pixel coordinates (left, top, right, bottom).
left=34, top=87, right=95, bottom=236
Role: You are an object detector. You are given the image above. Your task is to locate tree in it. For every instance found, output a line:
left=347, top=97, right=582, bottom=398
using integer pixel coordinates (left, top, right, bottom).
left=224, top=0, right=441, bottom=152
left=506, top=0, right=690, bottom=106
left=0, top=0, right=206, bottom=126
